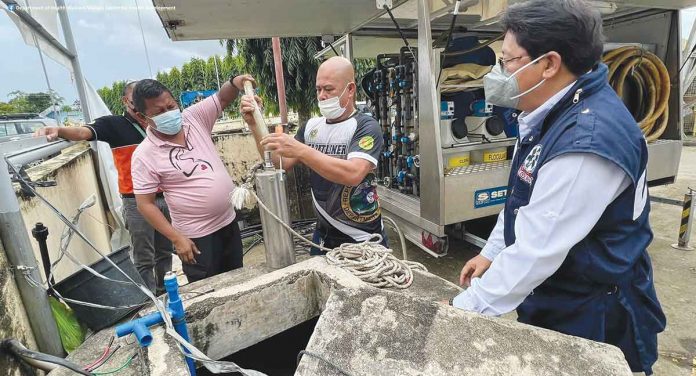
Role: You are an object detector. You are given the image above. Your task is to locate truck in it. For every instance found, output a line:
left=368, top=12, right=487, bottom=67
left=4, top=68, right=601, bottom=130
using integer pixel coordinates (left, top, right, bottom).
left=152, top=0, right=696, bottom=256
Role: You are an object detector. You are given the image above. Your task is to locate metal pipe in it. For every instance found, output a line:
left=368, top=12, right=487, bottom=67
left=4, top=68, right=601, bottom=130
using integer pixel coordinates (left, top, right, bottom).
left=0, top=162, right=63, bottom=356
left=271, top=37, right=288, bottom=126
left=255, top=169, right=295, bottom=269
left=672, top=188, right=695, bottom=251
left=0, top=0, right=76, bottom=59
left=7, top=140, right=72, bottom=167
left=56, top=0, right=91, bottom=122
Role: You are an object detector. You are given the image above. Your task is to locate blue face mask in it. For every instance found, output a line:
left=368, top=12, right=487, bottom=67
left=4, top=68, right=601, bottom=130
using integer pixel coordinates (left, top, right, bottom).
left=150, top=109, right=182, bottom=135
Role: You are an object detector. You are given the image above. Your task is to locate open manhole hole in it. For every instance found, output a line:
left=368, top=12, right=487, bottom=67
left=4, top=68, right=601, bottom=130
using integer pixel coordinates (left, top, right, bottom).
left=198, top=317, right=320, bottom=376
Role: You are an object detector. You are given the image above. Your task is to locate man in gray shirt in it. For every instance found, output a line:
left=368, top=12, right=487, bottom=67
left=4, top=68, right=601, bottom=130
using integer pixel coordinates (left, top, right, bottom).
left=241, top=57, right=386, bottom=254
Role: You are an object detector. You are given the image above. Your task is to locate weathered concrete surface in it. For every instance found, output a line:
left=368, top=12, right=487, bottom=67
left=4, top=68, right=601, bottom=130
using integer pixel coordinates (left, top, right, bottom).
left=18, top=143, right=113, bottom=282
left=298, top=287, right=632, bottom=376
left=0, top=238, right=38, bottom=376
left=51, top=256, right=632, bottom=376
left=50, top=257, right=461, bottom=375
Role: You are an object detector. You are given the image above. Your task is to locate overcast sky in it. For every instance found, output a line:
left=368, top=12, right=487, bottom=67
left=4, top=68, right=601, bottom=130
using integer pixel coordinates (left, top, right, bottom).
left=0, top=1, right=695, bottom=105
left=0, top=0, right=226, bottom=104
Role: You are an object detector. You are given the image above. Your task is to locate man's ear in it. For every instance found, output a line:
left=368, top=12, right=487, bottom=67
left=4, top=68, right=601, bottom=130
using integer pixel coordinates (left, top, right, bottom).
left=542, top=51, right=563, bottom=79
left=135, top=111, right=149, bottom=124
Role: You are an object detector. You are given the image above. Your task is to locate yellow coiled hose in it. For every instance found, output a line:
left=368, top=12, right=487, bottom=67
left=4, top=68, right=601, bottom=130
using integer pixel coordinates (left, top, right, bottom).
left=603, top=46, right=670, bottom=142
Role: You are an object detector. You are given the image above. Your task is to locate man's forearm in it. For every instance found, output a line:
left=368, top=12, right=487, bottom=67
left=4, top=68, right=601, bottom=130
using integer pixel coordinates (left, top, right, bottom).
left=58, top=126, right=92, bottom=141
left=137, top=201, right=181, bottom=242
left=299, top=147, right=366, bottom=186
left=217, top=81, right=240, bottom=109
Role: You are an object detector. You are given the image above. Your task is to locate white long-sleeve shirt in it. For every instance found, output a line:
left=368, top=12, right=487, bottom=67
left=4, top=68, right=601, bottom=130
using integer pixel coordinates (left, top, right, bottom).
left=452, top=83, right=632, bottom=316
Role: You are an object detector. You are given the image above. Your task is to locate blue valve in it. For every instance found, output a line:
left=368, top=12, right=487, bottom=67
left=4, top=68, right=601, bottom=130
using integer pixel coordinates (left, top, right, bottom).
left=397, top=170, right=407, bottom=183
left=400, top=136, right=410, bottom=144
left=407, top=156, right=415, bottom=168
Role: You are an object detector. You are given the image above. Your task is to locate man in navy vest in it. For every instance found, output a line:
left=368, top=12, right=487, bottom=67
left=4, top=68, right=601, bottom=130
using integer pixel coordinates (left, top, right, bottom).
left=449, top=1, right=665, bottom=374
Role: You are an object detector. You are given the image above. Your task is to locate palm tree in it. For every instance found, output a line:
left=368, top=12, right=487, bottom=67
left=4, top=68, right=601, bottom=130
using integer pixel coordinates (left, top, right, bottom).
left=223, top=38, right=322, bottom=127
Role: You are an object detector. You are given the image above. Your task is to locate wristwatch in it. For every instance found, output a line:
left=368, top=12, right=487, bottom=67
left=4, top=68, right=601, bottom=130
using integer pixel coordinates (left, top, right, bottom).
left=229, top=76, right=241, bottom=91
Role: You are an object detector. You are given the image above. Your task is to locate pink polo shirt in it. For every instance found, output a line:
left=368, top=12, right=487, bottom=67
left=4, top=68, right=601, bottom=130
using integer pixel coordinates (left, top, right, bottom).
left=131, top=94, right=236, bottom=238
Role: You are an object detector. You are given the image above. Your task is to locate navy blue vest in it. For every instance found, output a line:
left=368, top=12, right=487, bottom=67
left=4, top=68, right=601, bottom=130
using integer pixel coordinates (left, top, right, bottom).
left=504, top=64, right=665, bottom=374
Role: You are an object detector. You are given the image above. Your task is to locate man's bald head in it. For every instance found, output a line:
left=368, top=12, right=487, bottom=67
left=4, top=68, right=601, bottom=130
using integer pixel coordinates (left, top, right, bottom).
left=315, top=57, right=357, bottom=121
left=318, top=56, right=355, bottom=85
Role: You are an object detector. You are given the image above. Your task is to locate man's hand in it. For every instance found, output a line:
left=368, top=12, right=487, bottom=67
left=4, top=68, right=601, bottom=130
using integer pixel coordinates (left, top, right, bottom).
left=240, top=94, right=263, bottom=127
left=232, top=74, right=256, bottom=91
left=173, top=235, right=201, bottom=264
left=260, top=133, right=308, bottom=159
left=459, top=255, right=492, bottom=287
left=34, top=127, right=60, bottom=141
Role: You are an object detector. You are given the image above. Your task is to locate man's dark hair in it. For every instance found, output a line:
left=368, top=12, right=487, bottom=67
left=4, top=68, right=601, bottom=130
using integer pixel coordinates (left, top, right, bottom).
left=132, top=79, right=174, bottom=114
left=122, top=80, right=138, bottom=97
left=500, top=0, right=605, bottom=76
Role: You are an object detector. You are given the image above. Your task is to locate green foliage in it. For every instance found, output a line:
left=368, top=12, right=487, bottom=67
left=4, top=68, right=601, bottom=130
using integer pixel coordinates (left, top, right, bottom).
left=3, top=90, right=63, bottom=114
left=98, top=55, right=245, bottom=117
left=223, top=37, right=322, bottom=126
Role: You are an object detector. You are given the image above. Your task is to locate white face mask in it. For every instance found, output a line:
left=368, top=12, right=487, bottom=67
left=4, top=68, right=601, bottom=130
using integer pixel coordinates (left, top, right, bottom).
left=318, top=84, right=350, bottom=120
left=483, top=54, right=547, bottom=109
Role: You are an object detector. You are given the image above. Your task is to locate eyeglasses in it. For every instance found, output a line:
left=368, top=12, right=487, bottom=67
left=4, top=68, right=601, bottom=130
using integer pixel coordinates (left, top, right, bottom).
left=498, top=55, right=528, bottom=70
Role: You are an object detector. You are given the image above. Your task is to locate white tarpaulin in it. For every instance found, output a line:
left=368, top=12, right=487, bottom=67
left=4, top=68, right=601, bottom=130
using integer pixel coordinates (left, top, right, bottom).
left=4, top=0, right=129, bottom=251
left=3, top=3, right=73, bottom=73
left=85, top=79, right=129, bottom=251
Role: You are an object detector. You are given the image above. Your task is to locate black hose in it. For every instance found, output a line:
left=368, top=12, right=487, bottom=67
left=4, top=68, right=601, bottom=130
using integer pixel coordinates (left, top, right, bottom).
left=441, top=32, right=504, bottom=57
left=437, top=1, right=460, bottom=87
left=1, top=339, right=91, bottom=375
left=383, top=5, right=415, bottom=59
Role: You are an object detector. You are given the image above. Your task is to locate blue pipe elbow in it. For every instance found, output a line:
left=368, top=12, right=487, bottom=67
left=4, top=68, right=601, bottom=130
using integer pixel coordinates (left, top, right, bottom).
left=115, top=311, right=164, bottom=347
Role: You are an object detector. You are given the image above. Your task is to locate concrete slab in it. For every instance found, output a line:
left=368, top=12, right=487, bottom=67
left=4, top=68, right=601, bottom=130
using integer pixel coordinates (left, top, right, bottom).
left=297, top=287, right=632, bottom=376
left=397, top=146, right=696, bottom=375
left=51, top=256, right=633, bottom=376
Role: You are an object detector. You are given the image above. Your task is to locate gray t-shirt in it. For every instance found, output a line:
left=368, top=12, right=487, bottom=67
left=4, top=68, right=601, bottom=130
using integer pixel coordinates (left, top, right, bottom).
left=295, top=112, right=384, bottom=241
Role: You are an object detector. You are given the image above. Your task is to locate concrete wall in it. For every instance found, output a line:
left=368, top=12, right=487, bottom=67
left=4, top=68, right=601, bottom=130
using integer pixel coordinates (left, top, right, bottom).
left=213, top=132, right=263, bottom=184
left=213, top=131, right=314, bottom=220
left=0, top=238, right=38, bottom=376
left=18, top=144, right=113, bottom=283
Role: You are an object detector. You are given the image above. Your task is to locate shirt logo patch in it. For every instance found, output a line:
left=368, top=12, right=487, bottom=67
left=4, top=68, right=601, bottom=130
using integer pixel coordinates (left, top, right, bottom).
left=308, top=128, right=319, bottom=140
left=517, top=144, right=542, bottom=185
left=358, top=136, right=374, bottom=151
left=341, top=175, right=381, bottom=223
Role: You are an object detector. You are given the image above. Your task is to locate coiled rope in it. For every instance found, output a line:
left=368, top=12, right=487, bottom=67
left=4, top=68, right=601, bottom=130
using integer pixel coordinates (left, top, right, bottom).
left=231, top=184, right=427, bottom=289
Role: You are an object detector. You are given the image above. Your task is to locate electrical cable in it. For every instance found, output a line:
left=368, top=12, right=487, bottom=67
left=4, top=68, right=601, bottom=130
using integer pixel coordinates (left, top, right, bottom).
left=90, top=352, right=137, bottom=375
left=86, top=345, right=121, bottom=372
left=82, top=336, right=114, bottom=371
left=0, top=339, right=91, bottom=376
left=382, top=5, right=415, bottom=59
left=437, top=1, right=461, bottom=88
left=4, top=156, right=266, bottom=375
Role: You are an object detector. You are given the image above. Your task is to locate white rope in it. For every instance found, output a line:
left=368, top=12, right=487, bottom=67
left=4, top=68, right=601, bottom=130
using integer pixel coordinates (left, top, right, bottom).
left=232, top=184, right=427, bottom=289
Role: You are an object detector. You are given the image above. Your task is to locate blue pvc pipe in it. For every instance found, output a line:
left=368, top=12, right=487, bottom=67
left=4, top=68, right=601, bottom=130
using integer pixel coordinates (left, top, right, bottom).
left=114, top=273, right=196, bottom=376
left=164, top=273, right=196, bottom=376
left=114, top=312, right=163, bottom=347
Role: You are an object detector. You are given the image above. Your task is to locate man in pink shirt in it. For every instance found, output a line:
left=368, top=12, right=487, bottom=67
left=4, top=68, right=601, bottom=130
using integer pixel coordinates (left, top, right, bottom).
left=130, top=75, right=253, bottom=282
